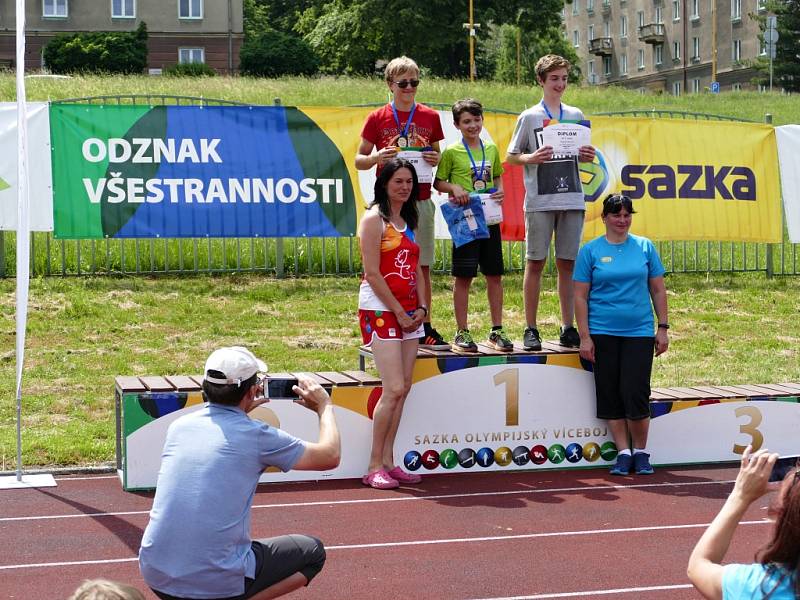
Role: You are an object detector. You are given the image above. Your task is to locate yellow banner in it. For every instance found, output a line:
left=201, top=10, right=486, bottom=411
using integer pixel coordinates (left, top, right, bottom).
left=298, top=108, right=782, bottom=243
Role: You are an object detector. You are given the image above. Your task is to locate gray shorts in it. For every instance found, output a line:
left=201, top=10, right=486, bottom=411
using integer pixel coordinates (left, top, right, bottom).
left=414, top=199, right=435, bottom=267
left=525, top=209, right=584, bottom=261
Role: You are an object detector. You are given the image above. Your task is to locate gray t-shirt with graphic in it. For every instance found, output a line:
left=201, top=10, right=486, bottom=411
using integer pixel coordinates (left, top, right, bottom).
left=507, top=102, right=586, bottom=212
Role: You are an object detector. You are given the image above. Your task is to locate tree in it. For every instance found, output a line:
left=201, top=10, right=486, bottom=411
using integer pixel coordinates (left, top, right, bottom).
left=240, top=29, right=319, bottom=77
left=486, top=23, right=581, bottom=85
left=751, top=0, right=800, bottom=91
left=43, top=21, right=148, bottom=74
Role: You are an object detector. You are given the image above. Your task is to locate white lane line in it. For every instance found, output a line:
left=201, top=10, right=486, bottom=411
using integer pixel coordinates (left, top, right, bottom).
left=0, top=479, right=735, bottom=523
left=468, top=583, right=695, bottom=599
left=0, top=520, right=769, bottom=571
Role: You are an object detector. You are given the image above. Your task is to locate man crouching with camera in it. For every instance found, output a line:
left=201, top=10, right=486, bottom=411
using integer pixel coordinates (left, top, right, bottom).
left=139, top=346, right=341, bottom=600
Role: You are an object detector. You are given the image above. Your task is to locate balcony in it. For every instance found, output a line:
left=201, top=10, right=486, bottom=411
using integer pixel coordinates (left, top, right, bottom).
left=589, top=37, right=615, bottom=55
left=638, top=23, right=666, bottom=44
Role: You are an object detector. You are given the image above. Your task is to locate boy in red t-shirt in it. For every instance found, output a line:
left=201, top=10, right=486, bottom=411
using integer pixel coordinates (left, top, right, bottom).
left=356, top=56, right=448, bottom=350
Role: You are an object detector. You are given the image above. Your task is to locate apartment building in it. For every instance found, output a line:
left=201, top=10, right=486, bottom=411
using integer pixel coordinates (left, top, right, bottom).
left=0, top=0, right=243, bottom=73
left=563, top=0, right=767, bottom=93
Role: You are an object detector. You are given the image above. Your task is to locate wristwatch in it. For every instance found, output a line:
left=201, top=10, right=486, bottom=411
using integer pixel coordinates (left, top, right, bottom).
left=657, top=323, right=669, bottom=330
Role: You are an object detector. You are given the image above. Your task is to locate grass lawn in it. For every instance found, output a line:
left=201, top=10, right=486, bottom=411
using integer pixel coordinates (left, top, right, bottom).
left=1, top=271, right=798, bottom=469
left=0, top=73, right=796, bottom=124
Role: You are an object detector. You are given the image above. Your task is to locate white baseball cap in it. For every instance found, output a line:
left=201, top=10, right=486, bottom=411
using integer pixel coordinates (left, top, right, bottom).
left=204, top=346, right=267, bottom=386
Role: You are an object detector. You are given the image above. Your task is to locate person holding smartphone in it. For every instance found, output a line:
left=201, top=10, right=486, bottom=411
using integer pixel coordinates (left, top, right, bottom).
left=573, top=194, right=669, bottom=476
left=357, top=158, right=427, bottom=489
left=688, top=446, right=799, bottom=599
left=139, top=346, right=340, bottom=600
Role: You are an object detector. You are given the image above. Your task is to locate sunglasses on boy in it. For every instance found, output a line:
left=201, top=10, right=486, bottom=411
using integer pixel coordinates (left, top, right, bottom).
left=393, top=79, right=420, bottom=89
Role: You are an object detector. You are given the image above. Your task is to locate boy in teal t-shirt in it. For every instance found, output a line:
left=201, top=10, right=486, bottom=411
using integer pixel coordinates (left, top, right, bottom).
left=434, top=99, right=511, bottom=353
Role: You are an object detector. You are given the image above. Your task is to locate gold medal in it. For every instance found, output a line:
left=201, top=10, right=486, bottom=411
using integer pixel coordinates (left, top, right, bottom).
left=473, top=178, right=487, bottom=191
left=397, top=136, right=408, bottom=148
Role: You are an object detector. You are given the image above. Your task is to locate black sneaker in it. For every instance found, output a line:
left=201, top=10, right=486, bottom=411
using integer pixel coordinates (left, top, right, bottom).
left=522, top=326, right=542, bottom=351
left=452, top=329, right=479, bottom=354
left=559, top=325, right=580, bottom=348
left=487, top=328, right=513, bottom=352
left=419, top=326, right=450, bottom=350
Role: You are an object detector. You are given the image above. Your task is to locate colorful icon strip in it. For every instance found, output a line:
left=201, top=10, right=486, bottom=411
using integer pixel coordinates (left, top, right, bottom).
left=403, top=441, right=618, bottom=471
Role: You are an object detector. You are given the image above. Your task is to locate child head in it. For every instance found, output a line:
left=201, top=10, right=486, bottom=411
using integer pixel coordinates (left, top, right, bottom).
left=452, top=98, right=483, bottom=125
left=451, top=98, right=484, bottom=139
left=535, top=54, right=572, bottom=87
left=68, top=579, right=145, bottom=600
left=384, top=56, right=420, bottom=101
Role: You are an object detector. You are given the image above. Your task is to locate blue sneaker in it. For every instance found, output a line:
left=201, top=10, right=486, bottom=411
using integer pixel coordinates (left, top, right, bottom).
left=634, top=452, right=655, bottom=475
left=609, top=453, right=633, bottom=475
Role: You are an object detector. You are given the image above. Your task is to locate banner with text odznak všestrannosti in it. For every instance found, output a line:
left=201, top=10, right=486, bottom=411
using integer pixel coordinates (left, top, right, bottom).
left=50, top=104, right=360, bottom=239
left=47, top=106, right=783, bottom=242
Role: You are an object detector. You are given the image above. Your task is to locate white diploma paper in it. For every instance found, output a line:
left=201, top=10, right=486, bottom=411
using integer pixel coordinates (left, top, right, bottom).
left=478, top=194, right=503, bottom=225
left=397, top=150, right=433, bottom=183
left=540, top=122, right=591, bottom=156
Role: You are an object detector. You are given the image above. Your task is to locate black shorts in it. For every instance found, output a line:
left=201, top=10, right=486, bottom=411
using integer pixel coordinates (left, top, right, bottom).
left=451, top=223, right=505, bottom=278
left=592, top=334, right=654, bottom=420
left=152, top=534, right=326, bottom=600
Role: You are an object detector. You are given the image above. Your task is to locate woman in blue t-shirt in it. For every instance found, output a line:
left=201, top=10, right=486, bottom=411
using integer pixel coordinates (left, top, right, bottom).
left=573, top=194, right=669, bottom=476
left=688, top=445, right=799, bottom=599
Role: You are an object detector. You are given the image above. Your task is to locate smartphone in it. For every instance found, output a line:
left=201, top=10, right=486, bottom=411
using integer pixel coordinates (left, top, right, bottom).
left=769, top=455, right=799, bottom=482
left=267, top=377, right=299, bottom=399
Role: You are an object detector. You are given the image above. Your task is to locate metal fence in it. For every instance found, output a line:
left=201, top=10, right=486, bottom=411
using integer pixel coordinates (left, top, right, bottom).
left=0, top=97, right=796, bottom=277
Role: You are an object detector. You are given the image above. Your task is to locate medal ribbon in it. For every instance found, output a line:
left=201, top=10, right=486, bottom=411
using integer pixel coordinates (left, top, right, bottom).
left=391, top=101, right=417, bottom=143
left=462, top=138, right=486, bottom=187
left=540, top=100, right=563, bottom=121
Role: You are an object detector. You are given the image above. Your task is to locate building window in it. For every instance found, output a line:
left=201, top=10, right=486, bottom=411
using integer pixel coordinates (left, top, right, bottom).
left=760, top=39, right=767, bottom=55
left=655, top=44, right=663, bottom=65
left=603, top=55, right=612, bottom=75
left=588, top=60, right=597, bottom=84
left=638, top=48, right=645, bottom=69
left=43, top=0, right=68, bottom=17
left=692, top=36, right=700, bottom=59
left=673, top=40, right=681, bottom=60
left=588, top=24, right=594, bottom=44
left=179, top=0, right=202, bottom=19
left=692, top=78, right=701, bottom=92
left=673, top=0, right=680, bottom=20
left=587, top=0, right=594, bottom=12
left=733, top=82, right=742, bottom=91
left=691, top=0, right=699, bottom=18
left=573, top=30, right=580, bottom=47
left=731, top=0, right=741, bottom=20
left=620, top=53, right=628, bottom=74
left=732, top=38, right=742, bottom=61
left=757, top=0, right=767, bottom=11
left=637, top=10, right=645, bottom=27
left=573, top=0, right=580, bottom=16
left=655, top=6, right=663, bottom=23
left=604, top=20, right=611, bottom=37
left=620, top=15, right=628, bottom=37
left=179, top=47, right=205, bottom=64
left=673, top=81, right=681, bottom=95
left=112, top=0, right=135, bottom=18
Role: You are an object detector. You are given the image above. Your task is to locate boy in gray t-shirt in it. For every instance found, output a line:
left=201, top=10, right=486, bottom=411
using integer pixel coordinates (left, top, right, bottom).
left=506, top=54, right=596, bottom=351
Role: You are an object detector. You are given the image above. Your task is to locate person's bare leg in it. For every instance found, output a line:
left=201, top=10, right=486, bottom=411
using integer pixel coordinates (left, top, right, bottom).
left=555, top=257, right=576, bottom=328
left=523, top=259, right=546, bottom=326
left=628, top=417, right=650, bottom=450
left=248, top=572, right=308, bottom=599
left=382, top=338, right=418, bottom=468
left=421, top=265, right=433, bottom=323
left=453, top=276, right=472, bottom=330
left=607, top=419, right=630, bottom=452
left=486, top=274, right=503, bottom=326
left=368, top=339, right=405, bottom=473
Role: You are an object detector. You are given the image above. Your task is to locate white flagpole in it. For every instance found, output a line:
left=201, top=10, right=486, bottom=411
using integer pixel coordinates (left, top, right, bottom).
left=1, top=0, right=56, bottom=489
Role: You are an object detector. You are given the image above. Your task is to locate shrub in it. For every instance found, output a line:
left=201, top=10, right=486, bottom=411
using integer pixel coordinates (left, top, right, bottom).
left=43, top=22, right=148, bottom=75
left=239, top=29, right=319, bottom=77
left=163, top=62, right=217, bottom=77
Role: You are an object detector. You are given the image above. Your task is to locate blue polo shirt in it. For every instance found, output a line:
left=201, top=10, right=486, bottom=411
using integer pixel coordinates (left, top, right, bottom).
left=722, top=563, right=795, bottom=599
left=573, top=234, right=665, bottom=337
left=139, top=403, right=306, bottom=599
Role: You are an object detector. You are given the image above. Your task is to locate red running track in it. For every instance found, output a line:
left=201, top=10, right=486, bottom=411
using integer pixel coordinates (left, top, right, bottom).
left=0, top=465, right=775, bottom=600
